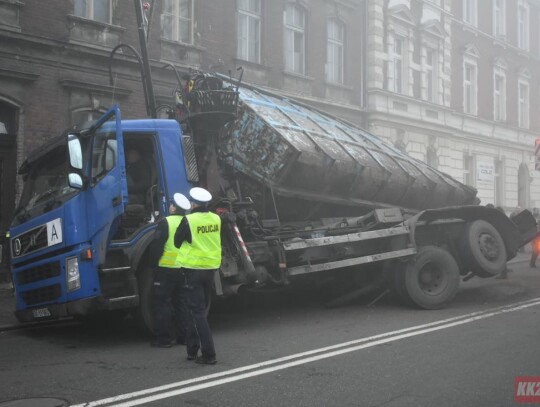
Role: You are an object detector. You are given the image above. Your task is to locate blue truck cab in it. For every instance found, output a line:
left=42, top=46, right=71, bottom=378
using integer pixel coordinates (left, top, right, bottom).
left=9, top=106, right=196, bottom=327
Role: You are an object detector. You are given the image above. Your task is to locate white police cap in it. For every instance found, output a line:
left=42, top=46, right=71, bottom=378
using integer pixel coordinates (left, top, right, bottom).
left=173, top=192, right=191, bottom=210
left=189, top=187, right=212, bottom=205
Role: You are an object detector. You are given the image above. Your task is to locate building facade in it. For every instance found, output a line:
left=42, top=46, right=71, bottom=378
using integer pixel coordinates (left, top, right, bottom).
left=0, top=0, right=368, bottom=238
left=368, top=0, right=540, bottom=211
left=1, top=0, right=540, bottom=244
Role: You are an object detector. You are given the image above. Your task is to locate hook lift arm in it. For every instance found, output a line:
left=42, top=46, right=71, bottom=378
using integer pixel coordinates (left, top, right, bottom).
left=108, top=43, right=156, bottom=118
left=108, top=0, right=158, bottom=118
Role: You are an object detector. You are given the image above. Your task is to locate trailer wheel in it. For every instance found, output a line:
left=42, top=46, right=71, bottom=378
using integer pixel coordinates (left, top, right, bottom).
left=460, top=220, right=507, bottom=277
left=397, top=246, right=460, bottom=310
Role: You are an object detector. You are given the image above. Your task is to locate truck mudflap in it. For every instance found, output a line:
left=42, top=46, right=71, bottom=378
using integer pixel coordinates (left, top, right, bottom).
left=14, top=295, right=138, bottom=323
left=405, top=206, right=537, bottom=261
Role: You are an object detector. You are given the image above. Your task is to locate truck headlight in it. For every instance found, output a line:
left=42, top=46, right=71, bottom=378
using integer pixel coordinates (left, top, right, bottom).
left=66, top=256, right=81, bottom=292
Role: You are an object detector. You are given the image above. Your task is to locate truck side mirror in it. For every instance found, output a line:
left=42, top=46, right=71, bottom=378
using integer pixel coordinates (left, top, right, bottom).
left=68, top=173, right=84, bottom=189
left=68, top=134, right=83, bottom=170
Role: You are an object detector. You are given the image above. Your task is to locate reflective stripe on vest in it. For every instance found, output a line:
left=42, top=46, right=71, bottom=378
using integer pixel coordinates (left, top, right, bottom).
left=178, top=212, right=222, bottom=269
left=158, top=216, right=184, bottom=268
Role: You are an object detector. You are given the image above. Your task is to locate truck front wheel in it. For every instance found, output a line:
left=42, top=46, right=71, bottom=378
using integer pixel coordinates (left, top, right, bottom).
left=396, top=246, right=460, bottom=310
left=136, top=267, right=154, bottom=333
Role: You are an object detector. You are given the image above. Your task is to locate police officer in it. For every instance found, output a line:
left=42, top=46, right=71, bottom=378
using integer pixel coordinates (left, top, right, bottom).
left=150, top=192, right=191, bottom=348
left=174, top=187, right=221, bottom=365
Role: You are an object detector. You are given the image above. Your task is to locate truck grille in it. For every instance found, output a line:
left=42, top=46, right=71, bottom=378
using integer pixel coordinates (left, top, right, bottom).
left=12, top=224, right=48, bottom=258
left=16, top=262, right=61, bottom=285
left=21, top=284, right=61, bottom=306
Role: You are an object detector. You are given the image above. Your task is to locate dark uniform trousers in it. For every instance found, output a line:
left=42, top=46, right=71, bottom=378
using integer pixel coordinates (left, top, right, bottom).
left=182, top=268, right=216, bottom=358
left=152, top=267, right=189, bottom=345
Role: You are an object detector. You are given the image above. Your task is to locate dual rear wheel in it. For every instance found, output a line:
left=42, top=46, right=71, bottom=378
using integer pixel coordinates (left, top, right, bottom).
left=387, top=220, right=507, bottom=309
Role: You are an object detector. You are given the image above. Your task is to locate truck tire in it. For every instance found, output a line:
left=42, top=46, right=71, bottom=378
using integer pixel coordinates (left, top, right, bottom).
left=136, top=268, right=154, bottom=334
left=460, top=220, right=507, bottom=277
left=396, top=246, right=460, bottom=310
left=383, top=260, right=412, bottom=304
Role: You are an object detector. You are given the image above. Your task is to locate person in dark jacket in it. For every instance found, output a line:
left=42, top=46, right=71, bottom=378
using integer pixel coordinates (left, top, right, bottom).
left=150, top=192, right=191, bottom=347
left=174, top=187, right=221, bottom=365
left=126, top=148, right=152, bottom=204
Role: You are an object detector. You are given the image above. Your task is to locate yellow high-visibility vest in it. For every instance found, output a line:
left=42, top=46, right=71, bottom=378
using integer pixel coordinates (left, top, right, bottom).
left=178, top=212, right=221, bottom=269
left=158, top=216, right=184, bottom=268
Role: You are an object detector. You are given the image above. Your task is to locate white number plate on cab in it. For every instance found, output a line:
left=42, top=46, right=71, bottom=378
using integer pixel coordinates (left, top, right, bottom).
left=32, top=307, right=51, bottom=318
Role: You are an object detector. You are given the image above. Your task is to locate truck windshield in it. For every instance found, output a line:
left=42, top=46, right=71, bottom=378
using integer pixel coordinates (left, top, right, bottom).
left=14, top=143, right=77, bottom=224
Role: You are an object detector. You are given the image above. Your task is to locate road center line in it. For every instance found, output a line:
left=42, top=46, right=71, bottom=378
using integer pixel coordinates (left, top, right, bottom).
left=71, top=298, right=540, bottom=407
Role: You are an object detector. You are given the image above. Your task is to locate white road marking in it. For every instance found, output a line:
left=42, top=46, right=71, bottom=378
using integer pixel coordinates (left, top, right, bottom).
left=71, top=298, right=540, bottom=407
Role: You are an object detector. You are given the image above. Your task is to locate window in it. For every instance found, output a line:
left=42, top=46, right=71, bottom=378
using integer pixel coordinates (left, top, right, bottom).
left=493, top=67, right=506, bottom=121
left=92, top=129, right=117, bottom=182
left=463, top=152, right=475, bottom=186
left=284, top=4, right=306, bottom=75
left=493, top=0, right=506, bottom=38
left=463, top=0, right=477, bottom=26
left=237, top=0, right=261, bottom=63
left=392, top=36, right=406, bottom=94
left=71, top=109, right=106, bottom=129
left=327, top=18, right=344, bottom=84
left=518, top=1, right=530, bottom=51
left=424, top=48, right=438, bottom=103
left=494, top=158, right=504, bottom=205
left=0, top=1, right=22, bottom=30
left=162, top=0, right=193, bottom=43
left=463, top=60, right=477, bottom=115
left=518, top=79, right=530, bottom=128
left=74, top=0, right=112, bottom=24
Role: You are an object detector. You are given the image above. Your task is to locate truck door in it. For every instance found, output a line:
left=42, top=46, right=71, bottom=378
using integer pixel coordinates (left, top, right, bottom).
left=87, top=106, right=127, bottom=264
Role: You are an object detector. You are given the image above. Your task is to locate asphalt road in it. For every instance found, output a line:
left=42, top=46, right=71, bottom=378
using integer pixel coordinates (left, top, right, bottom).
left=1, top=255, right=539, bottom=407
